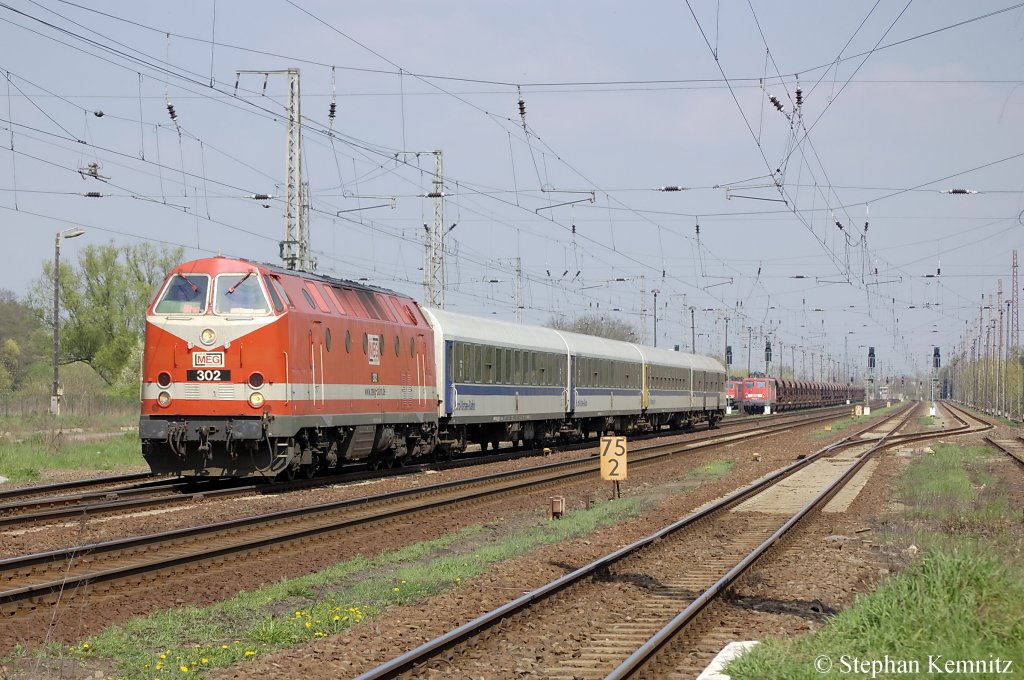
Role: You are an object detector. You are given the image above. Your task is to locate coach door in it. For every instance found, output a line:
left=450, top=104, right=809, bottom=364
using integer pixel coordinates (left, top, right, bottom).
left=567, top=355, right=577, bottom=413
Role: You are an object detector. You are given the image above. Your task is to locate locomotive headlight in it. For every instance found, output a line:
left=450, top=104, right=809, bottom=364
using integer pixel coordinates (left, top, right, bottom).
left=157, top=391, right=172, bottom=407
left=200, top=328, right=217, bottom=346
left=248, top=392, right=265, bottom=408
left=157, top=372, right=172, bottom=388
left=248, top=372, right=265, bottom=388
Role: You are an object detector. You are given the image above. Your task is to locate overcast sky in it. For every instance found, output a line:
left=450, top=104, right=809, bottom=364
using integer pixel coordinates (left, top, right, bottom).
left=2, top=1, right=1023, bottom=379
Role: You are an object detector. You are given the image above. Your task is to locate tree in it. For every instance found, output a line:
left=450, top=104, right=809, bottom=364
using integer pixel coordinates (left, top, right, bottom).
left=0, top=289, right=46, bottom=391
left=547, top=313, right=638, bottom=342
left=28, top=242, right=183, bottom=385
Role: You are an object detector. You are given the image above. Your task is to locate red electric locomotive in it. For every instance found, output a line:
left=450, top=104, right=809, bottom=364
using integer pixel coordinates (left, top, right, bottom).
left=725, top=379, right=742, bottom=410
left=139, top=256, right=438, bottom=478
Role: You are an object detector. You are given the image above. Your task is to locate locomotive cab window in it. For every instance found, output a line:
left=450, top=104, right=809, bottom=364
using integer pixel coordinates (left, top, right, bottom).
left=214, top=273, right=270, bottom=315
left=263, top=275, right=285, bottom=313
left=155, top=273, right=209, bottom=314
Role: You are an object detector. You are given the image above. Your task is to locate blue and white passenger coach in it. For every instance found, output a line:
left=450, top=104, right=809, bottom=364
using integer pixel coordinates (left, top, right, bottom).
left=638, top=346, right=726, bottom=429
left=423, top=308, right=571, bottom=453
left=424, top=308, right=727, bottom=455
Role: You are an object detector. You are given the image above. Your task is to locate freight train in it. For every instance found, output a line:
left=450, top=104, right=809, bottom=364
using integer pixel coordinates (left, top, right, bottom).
left=735, top=373, right=864, bottom=414
left=139, top=256, right=727, bottom=478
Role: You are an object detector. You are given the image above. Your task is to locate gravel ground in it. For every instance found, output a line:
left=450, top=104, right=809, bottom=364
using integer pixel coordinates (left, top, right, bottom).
left=3, top=417, right=847, bottom=659
left=9, top=403, right=1013, bottom=680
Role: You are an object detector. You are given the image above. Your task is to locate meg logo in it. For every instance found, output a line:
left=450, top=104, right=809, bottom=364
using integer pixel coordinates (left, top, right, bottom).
left=193, top=352, right=225, bottom=368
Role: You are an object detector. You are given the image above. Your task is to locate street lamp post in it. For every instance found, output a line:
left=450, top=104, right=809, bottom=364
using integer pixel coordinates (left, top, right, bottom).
left=51, top=227, right=85, bottom=416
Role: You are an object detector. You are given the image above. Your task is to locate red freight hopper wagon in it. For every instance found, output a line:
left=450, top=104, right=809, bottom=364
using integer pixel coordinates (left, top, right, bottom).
left=139, top=256, right=438, bottom=478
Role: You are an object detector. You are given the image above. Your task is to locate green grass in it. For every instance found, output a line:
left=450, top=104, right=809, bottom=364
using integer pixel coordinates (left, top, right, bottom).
left=726, top=546, right=1024, bottom=679
left=726, top=442, right=1023, bottom=678
left=895, top=444, right=1014, bottom=527
left=918, top=415, right=935, bottom=428
left=686, top=459, right=736, bottom=480
left=813, top=402, right=897, bottom=438
left=39, top=495, right=651, bottom=679
left=0, top=431, right=144, bottom=482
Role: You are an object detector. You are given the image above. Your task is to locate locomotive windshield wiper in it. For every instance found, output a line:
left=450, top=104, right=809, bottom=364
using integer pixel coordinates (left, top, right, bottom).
left=175, top=273, right=198, bottom=294
left=226, top=270, right=253, bottom=295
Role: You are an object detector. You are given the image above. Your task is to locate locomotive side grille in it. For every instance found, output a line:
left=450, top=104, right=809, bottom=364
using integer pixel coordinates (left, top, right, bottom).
left=401, top=371, right=412, bottom=408
left=183, top=384, right=202, bottom=399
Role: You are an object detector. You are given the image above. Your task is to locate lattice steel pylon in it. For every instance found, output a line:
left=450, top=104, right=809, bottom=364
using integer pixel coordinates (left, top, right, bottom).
left=236, top=67, right=312, bottom=272
left=282, top=68, right=312, bottom=271
left=424, top=150, right=445, bottom=307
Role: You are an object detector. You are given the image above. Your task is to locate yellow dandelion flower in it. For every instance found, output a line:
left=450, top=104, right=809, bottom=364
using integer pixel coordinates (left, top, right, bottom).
left=160, top=654, right=167, bottom=660
left=393, top=587, right=400, bottom=592
left=201, top=658, right=208, bottom=664
left=244, top=650, right=255, bottom=657
left=221, top=644, right=229, bottom=649
left=304, top=621, right=311, bottom=629
left=333, top=615, right=340, bottom=621
left=179, top=666, right=188, bottom=673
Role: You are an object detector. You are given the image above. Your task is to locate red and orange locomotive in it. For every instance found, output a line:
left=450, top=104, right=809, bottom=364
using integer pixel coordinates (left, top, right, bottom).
left=140, top=256, right=438, bottom=478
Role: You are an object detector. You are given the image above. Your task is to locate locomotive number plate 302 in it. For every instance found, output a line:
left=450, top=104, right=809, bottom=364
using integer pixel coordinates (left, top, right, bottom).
left=186, top=369, right=232, bottom=381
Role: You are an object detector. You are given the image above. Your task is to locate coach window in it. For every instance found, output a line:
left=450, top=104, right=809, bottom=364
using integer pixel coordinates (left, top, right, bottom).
left=474, top=345, right=483, bottom=383
left=503, top=349, right=512, bottom=384
left=345, top=330, right=351, bottom=353
left=302, top=288, right=316, bottom=310
left=484, top=346, right=494, bottom=384
left=410, top=336, right=416, bottom=358
left=362, top=332, right=368, bottom=355
left=394, top=335, right=400, bottom=357
left=325, top=328, right=332, bottom=351
left=452, top=343, right=462, bottom=381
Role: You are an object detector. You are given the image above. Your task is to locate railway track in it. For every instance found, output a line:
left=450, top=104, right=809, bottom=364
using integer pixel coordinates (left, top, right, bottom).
left=0, top=472, right=156, bottom=505
left=0, top=405, right=857, bottom=531
left=0, top=404, right=862, bottom=618
left=982, top=435, right=1024, bottom=467
left=351, top=401, right=989, bottom=679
